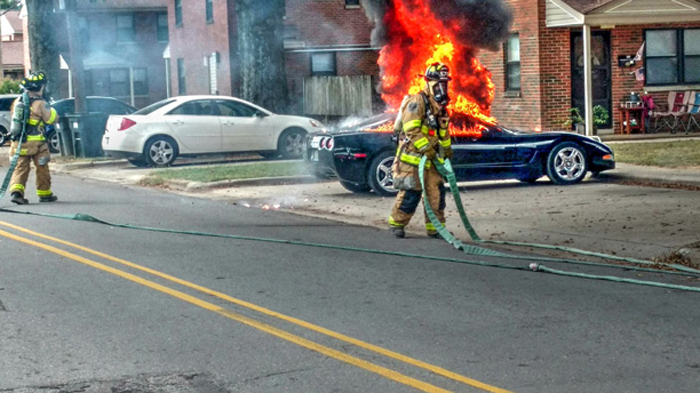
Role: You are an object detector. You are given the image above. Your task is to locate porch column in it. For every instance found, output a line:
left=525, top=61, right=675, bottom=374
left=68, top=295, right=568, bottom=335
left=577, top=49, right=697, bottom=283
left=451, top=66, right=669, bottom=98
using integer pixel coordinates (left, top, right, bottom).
left=129, top=67, right=135, bottom=107
left=582, top=24, right=594, bottom=136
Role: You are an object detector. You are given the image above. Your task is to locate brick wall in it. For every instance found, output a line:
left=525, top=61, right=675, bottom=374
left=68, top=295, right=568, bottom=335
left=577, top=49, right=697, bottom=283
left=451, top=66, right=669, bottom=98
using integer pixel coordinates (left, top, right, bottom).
left=481, top=0, right=544, bottom=131
left=168, top=0, right=234, bottom=96
left=283, top=0, right=378, bottom=116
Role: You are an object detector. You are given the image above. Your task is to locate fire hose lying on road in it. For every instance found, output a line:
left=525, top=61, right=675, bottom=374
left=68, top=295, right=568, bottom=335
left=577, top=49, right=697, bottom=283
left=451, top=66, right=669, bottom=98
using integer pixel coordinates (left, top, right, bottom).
left=1, top=140, right=700, bottom=292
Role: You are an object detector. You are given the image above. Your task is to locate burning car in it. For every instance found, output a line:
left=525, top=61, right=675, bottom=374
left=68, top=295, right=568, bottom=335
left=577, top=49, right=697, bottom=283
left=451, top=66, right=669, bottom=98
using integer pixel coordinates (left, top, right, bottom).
left=304, top=113, right=615, bottom=196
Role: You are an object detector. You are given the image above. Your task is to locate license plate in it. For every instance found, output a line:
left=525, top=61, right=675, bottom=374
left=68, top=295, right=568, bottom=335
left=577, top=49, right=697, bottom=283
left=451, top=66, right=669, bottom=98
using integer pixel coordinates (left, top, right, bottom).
left=310, top=150, right=318, bottom=161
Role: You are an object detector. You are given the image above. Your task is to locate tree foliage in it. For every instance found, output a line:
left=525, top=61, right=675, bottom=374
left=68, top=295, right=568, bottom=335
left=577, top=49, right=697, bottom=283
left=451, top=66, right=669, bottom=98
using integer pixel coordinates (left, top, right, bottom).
left=0, top=0, right=21, bottom=11
left=234, top=0, right=289, bottom=113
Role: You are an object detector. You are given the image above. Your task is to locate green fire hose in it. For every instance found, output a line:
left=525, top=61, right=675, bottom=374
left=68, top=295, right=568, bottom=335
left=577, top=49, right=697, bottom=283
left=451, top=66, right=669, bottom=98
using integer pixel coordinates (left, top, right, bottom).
left=1, top=140, right=699, bottom=293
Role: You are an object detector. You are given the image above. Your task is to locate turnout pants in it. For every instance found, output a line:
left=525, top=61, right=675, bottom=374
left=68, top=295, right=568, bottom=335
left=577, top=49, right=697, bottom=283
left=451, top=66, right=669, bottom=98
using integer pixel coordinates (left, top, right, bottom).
left=8, top=140, right=52, bottom=198
left=389, top=164, right=446, bottom=235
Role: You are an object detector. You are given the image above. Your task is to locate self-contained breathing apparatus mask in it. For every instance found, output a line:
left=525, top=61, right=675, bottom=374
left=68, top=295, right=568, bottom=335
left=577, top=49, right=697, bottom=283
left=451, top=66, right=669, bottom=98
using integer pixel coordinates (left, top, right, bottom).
left=424, top=63, right=451, bottom=107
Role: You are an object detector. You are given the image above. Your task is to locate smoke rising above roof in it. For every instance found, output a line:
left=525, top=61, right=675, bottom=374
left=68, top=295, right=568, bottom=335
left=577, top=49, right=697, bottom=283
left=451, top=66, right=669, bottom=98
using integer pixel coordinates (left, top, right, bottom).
left=360, top=0, right=513, bottom=52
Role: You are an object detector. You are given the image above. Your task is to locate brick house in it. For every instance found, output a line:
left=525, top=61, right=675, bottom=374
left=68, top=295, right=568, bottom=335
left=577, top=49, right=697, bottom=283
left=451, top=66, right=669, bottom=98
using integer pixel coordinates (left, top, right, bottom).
left=21, top=0, right=168, bottom=108
left=67, top=0, right=169, bottom=109
left=478, top=0, right=700, bottom=134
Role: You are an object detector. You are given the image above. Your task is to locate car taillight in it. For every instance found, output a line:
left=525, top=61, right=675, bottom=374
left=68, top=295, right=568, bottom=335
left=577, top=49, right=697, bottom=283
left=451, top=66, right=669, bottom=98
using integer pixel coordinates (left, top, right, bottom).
left=118, top=118, right=137, bottom=131
left=325, top=137, right=334, bottom=150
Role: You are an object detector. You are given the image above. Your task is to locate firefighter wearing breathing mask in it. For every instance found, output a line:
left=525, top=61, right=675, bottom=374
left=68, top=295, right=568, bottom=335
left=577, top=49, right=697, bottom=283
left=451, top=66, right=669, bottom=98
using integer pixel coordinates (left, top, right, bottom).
left=388, top=62, right=452, bottom=239
left=8, top=71, right=59, bottom=205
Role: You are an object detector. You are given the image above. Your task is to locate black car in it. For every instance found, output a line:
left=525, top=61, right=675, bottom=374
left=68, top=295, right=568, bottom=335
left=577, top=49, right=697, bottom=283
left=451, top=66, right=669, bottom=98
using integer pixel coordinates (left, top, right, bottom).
left=305, top=113, right=616, bottom=196
left=46, top=96, right=138, bottom=153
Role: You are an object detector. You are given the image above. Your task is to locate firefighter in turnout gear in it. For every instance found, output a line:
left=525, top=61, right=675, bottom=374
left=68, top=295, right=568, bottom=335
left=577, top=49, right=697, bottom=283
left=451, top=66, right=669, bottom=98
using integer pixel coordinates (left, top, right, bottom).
left=388, top=63, right=453, bottom=238
left=8, top=71, right=59, bottom=205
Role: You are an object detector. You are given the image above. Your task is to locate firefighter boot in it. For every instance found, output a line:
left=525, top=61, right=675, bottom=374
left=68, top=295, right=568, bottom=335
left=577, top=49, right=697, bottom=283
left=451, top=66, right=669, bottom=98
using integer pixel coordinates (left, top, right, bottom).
left=390, top=226, right=406, bottom=238
left=11, top=192, right=28, bottom=205
left=39, top=194, right=58, bottom=203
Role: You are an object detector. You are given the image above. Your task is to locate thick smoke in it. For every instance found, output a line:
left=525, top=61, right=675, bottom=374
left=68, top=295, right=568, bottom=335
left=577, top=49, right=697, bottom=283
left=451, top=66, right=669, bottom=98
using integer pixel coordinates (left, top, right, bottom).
left=361, top=0, right=513, bottom=52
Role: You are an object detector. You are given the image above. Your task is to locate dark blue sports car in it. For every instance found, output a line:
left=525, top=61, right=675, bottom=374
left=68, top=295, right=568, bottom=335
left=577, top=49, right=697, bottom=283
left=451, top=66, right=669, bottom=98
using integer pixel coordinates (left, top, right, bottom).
left=304, top=113, right=615, bottom=196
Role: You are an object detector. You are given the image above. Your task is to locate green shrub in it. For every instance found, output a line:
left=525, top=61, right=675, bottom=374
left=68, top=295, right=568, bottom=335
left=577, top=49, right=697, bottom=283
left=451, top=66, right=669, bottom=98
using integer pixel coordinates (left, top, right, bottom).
left=0, top=77, right=21, bottom=94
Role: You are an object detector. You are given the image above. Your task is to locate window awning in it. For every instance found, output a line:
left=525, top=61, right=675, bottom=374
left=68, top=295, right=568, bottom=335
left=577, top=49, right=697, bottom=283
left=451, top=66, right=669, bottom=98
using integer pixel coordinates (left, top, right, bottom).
left=547, top=0, right=700, bottom=28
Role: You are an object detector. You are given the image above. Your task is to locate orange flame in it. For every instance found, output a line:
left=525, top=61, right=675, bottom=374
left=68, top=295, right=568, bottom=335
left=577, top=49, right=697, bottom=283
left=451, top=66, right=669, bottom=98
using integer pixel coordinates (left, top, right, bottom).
left=377, top=0, right=497, bottom=137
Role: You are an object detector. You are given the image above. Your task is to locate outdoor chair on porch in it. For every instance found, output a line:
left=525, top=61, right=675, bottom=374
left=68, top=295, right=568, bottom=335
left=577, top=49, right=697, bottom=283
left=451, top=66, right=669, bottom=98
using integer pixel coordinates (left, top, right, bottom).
left=684, top=91, right=700, bottom=134
left=651, top=91, right=691, bottom=133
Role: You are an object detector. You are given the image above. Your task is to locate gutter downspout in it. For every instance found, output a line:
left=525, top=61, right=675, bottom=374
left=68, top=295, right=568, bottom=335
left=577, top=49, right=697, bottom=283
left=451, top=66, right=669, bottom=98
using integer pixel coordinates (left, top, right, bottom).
left=582, top=24, right=594, bottom=136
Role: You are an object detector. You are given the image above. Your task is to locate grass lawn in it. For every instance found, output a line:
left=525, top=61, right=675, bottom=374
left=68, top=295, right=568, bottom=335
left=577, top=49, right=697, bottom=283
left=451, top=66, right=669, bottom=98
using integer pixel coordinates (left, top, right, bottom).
left=144, top=160, right=311, bottom=184
left=610, top=140, right=700, bottom=168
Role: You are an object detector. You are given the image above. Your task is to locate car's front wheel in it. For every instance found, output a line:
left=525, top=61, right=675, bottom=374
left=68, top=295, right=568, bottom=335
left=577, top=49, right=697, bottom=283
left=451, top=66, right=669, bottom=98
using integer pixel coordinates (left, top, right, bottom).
left=277, top=128, right=307, bottom=159
left=367, top=150, right=398, bottom=196
left=546, top=142, right=588, bottom=185
left=144, top=136, right=178, bottom=167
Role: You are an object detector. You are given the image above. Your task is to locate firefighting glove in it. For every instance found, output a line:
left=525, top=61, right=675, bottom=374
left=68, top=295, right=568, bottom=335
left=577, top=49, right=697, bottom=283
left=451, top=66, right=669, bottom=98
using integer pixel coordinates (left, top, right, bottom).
left=443, top=146, right=453, bottom=160
left=424, top=148, right=437, bottom=160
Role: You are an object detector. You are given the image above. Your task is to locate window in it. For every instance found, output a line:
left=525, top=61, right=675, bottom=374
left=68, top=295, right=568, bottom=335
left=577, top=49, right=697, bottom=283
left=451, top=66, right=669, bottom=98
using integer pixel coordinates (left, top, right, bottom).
left=175, top=0, right=183, bottom=26
left=215, top=100, right=259, bottom=117
left=345, top=0, right=360, bottom=6
left=133, top=68, right=148, bottom=96
left=505, top=34, right=520, bottom=91
left=311, top=52, right=336, bottom=76
left=645, top=28, right=700, bottom=85
left=206, top=0, right=214, bottom=23
left=177, top=58, right=186, bottom=95
left=109, top=69, right=129, bottom=97
left=157, top=13, right=169, bottom=42
left=169, top=100, right=214, bottom=116
left=78, top=17, right=90, bottom=45
left=116, top=14, right=135, bottom=42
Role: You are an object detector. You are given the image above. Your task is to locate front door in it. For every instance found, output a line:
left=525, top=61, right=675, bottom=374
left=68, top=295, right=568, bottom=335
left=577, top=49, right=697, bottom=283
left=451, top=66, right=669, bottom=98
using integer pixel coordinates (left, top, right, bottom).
left=571, top=31, right=612, bottom=129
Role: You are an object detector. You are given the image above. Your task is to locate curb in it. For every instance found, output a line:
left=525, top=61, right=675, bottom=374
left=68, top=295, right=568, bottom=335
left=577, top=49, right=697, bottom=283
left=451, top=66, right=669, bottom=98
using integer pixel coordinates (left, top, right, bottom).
left=162, top=175, right=325, bottom=192
left=53, top=159, right=128, bottom=171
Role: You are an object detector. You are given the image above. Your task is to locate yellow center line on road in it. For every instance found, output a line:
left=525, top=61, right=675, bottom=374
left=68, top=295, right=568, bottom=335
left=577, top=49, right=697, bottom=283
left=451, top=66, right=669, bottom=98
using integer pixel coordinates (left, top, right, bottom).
left=0, top=221, right=514, bottom=393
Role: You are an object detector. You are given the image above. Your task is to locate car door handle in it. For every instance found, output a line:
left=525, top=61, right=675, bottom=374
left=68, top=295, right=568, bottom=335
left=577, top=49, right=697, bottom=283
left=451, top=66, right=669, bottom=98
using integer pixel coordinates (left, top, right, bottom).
left=222, top=121, right=235, bottom=126
left=172, top=120, right=184, bottom=125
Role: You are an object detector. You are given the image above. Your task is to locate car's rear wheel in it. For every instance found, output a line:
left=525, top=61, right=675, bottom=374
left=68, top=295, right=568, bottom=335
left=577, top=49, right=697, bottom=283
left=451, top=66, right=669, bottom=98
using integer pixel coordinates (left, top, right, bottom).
left=367, top=150, right=398, bottom=196
left=278, top=128, right=306, bottom=159
left=546, top=142, right=588, bottom=185
left=0, top=127, right=7, bottom=146
left=340, top=181, right=371, bottom=193
left=144, top=136, right=178, bottom=167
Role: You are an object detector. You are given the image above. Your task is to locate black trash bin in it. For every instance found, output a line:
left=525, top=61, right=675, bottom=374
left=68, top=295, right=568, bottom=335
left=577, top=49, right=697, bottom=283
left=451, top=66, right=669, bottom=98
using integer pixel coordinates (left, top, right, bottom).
left=55, top=118, right=74, bottom=157
left=64, top=112, right=109, bottom=158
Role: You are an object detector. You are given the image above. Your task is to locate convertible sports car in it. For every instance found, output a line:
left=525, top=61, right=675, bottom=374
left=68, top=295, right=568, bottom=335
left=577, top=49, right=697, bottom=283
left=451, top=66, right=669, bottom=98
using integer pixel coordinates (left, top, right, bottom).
left=304, top=113, right=615, bottom=196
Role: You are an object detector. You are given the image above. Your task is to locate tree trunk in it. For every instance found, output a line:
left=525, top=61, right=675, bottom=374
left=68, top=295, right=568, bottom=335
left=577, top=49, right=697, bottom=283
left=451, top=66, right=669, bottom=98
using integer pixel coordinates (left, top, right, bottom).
left=25, top=0, right=61, bottom=98
left=234, top=0, right=288, bottom=113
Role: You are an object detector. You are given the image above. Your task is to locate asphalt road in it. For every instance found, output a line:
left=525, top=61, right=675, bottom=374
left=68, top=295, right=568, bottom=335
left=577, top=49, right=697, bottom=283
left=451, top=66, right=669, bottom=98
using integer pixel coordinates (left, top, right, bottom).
left=1, top=169, right=699, bottom=392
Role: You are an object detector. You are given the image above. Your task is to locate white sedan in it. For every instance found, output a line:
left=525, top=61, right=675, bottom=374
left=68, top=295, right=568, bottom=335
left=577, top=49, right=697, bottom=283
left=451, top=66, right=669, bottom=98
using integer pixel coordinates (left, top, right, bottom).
left=102, top=95, right=326, bottom=167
